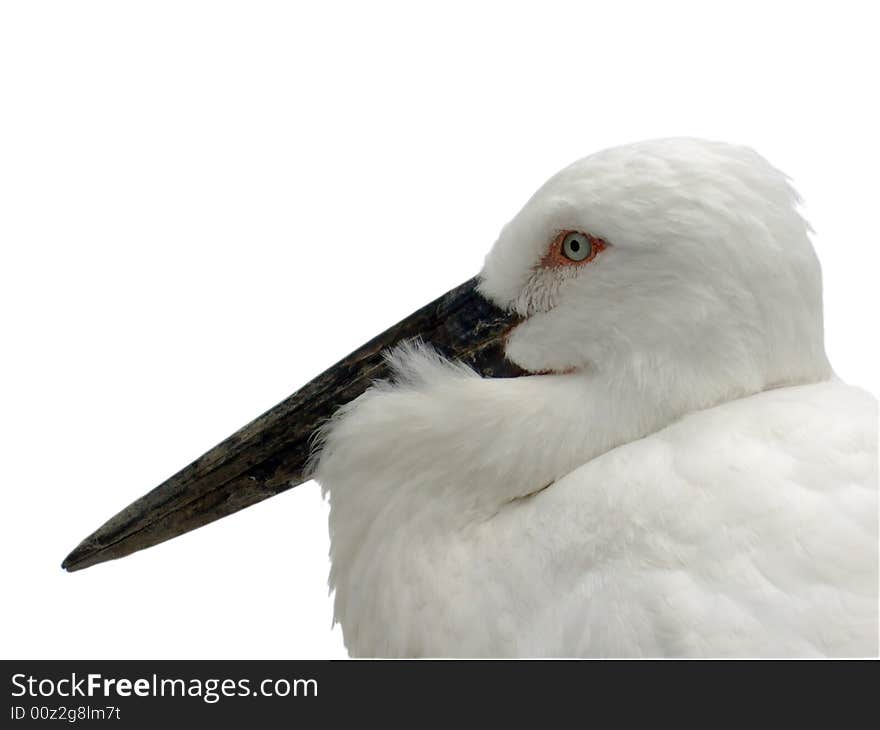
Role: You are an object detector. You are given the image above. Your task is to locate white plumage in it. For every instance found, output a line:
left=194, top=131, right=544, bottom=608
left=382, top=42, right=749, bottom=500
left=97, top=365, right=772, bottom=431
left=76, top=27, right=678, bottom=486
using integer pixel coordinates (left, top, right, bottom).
left=314, top=138, right=878, bottom=657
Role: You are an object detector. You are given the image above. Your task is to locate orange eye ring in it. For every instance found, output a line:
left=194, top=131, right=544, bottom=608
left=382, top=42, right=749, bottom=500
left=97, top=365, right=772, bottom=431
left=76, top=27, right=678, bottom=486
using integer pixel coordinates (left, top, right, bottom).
left=541, top=230, right=607, bottom=268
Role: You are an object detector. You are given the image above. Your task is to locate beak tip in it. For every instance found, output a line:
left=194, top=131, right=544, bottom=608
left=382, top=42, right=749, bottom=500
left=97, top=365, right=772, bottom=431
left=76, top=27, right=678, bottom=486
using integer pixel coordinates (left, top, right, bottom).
left=62, top=531, right=112, bottom=572
left=61, top=542, right=94, bottom=572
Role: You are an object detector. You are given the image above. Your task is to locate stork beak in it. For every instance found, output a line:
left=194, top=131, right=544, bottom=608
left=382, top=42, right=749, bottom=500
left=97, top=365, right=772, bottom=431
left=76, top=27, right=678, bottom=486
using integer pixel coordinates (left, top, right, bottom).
left=62, top=277, right=523, bottom=572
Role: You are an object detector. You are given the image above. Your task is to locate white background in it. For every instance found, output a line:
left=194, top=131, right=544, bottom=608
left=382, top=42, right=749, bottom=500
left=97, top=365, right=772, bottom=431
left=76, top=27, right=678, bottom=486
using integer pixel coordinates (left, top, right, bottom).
left=1, top=1, right=877, bottom=658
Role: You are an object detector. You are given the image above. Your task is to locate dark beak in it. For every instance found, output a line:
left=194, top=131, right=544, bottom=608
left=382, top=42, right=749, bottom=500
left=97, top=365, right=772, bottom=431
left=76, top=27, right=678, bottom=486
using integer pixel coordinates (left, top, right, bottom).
left=62, top=277, right=523, bottom=572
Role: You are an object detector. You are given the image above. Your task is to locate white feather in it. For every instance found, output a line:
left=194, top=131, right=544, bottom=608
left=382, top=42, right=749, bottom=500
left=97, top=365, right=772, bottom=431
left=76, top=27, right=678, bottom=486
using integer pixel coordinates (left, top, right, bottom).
left=314, top=138, right=878, bottom=657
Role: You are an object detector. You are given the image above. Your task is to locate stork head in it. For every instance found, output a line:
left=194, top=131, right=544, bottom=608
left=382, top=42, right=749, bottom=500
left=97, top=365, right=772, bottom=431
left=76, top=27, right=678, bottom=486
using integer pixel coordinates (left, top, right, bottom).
left=62, top=138, right=830, bottom=572
left=480, top=138, right=829, bottom=387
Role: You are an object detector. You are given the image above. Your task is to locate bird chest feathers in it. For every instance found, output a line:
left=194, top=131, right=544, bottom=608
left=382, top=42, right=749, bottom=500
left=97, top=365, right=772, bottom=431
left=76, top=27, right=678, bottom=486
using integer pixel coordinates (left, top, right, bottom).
left=317, top=352, right=877, bottom=657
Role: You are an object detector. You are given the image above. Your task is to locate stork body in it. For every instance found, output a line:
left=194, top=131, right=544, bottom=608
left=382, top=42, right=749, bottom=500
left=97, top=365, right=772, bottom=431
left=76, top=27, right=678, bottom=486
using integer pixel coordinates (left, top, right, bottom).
left=64, top=138, right=878, bottom=657
left=316, top=139, right=879, bottom=657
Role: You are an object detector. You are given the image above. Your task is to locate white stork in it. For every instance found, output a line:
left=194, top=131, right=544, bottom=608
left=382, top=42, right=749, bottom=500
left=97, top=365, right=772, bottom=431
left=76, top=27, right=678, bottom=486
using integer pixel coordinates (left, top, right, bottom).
left=65, top=138, right=878, bottom=658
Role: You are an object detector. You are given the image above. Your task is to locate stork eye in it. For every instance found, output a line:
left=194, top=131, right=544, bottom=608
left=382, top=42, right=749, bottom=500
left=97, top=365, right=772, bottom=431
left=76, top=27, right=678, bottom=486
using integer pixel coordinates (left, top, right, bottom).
left=561, top=232, right=592, bottom=261
left=541, top=230, right=607, bottom=269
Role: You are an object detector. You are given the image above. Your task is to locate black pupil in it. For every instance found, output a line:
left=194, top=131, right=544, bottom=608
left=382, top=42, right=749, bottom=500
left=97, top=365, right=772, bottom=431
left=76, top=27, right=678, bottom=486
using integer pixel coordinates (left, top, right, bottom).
left=569, top=239, right=581, bottom=252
